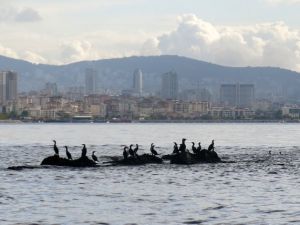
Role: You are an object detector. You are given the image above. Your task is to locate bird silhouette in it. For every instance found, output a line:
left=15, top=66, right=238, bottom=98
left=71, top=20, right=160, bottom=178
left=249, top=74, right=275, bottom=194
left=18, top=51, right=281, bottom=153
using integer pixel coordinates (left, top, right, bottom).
left=123, top=146, right=129, bottom=160
left=92, top=151, right=98, bottom=162
left=129, top=144, right=135, bottom=157
left=150, top=143, right=158, bottom=156
left=65, top=146, right=72, bottom=160
left=197, top=142, right=202, bottom=152
left=81, top=144, right=87, bottom=157
left=133, top=144, right=139, bottom=155
left=53, top=140, right=59, bottom=156
left=191, top=142, right=197, bottom=154
left=208, top=140, right=215, bottom=151
left=173, top=142, right=179, bottom=154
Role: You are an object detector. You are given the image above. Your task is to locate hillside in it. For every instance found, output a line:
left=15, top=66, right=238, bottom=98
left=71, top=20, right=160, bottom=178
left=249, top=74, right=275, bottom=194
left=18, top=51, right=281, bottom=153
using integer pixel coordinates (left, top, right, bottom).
left=0, top=55, right=300, bottom=100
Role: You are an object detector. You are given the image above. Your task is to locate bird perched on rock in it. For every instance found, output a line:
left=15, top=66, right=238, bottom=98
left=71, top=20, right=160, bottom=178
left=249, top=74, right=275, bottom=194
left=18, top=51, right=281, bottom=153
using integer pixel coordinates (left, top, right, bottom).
left=191, top=142, right=197, bottom=154
left=173, top=142, right=179, bottom=154
left=123, top=146, right=129, bottom=160
left=129, top=144, right=135, bottom=157
left=208, top=140, right=215, bottom=151
left=65, top=146, right=72, bottom=160
left=92, top=151, right=98, bottom=162
left=197, top=142, right=202, bottom=153
left=53, top=140, right=59, bottom=156
left=81, top=144, right=87, bottom=157
left=150, top=143, right=158, bottom=156
left=179, top=138, right=187, bottom=153
left=133, top=144, right=139, bottom=155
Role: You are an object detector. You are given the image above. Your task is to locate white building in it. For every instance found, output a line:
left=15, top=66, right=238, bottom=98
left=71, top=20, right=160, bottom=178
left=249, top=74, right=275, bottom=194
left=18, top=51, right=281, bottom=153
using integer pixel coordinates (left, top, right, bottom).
left=133, top=69, right=143, bottom=96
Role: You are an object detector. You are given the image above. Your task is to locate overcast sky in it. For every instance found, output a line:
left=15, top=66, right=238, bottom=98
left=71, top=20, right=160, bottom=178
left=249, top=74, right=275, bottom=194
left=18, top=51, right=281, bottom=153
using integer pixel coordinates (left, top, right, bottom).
left=1, top=0, right=300, bottom=71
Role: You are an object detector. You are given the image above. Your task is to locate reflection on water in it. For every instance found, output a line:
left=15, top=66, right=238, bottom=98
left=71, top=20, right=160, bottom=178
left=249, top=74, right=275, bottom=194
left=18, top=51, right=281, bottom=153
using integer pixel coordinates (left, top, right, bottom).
left=0, top=123, right=300, bottom=225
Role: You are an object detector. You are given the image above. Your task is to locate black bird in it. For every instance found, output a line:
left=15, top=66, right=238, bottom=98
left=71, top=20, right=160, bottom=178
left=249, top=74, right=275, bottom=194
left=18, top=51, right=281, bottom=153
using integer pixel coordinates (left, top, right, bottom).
left=123, top=146, right=128, bottom=160
left=92, top=151, right=98, bottom=162
left=279, top=151, right=282, bottom=155
left=197, top=142, right=202, bottom=152
left=150, top=143, right=158, bottom=156
left=53, top=140, right=59, bottom=156
left=179, top=138, right=187, bottom=152
left=269, top=150, right=272, bottom=155
left=129, top=144, right=135, bottom=157
left=173, top=142, right=179, bottom=154
left=191, top=142, right=197, bottom=154
left=133, top=144, right=139, bottom=155
left=81, top=144, right=87, bottom=158
left=65, top=146, right=72, bottom=160
left=208, top=140, right=215, bottom=151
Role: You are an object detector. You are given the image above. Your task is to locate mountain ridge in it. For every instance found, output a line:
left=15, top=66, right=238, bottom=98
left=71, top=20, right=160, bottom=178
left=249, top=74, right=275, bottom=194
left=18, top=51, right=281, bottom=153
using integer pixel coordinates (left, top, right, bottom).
left=0, top=55, right=299, bottom=101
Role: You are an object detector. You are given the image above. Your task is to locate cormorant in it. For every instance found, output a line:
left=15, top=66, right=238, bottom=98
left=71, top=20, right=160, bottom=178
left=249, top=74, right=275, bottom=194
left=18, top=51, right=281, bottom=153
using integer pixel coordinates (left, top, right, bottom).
left=133, top=144, right=139, bottom=155
left=191, top=142, right=197, bottom=154
left=197, top=142, right=202, bottom=152
left=173, top=142, right=179, bottom=154
left=269, top=150, right=272, bottom=155
left=150, top=143, right=158, bottom=156
left=92, top=151, right=98, bottom=162
left=65, top=146, right=72, bottom=160
left=53, top=140, right=59, bottom=156
left=81, top=144, right=87, bottom=158
left=123, top=146, right=129, bottom=160
left=129, top=144, right=135, bottom=157
left=179, top=138, right=186, bottom=152
left=279, top=151, right=282, bottom=155
left=208, top=140, right=215, bottom=151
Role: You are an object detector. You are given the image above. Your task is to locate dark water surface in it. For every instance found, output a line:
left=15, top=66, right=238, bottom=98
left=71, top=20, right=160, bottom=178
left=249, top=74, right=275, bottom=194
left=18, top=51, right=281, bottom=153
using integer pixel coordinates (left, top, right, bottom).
left=0, top=123, right=299, bottom=225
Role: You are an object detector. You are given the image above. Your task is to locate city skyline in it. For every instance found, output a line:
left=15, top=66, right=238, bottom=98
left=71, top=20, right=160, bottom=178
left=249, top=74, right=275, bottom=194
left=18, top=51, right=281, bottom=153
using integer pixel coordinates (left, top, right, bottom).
left=0, top=1, right=300, bottom=72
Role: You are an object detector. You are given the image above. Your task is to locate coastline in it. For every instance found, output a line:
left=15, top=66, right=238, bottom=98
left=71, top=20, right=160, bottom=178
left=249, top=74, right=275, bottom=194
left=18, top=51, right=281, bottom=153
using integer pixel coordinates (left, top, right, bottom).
left=0, top=119, right=299, bottom=124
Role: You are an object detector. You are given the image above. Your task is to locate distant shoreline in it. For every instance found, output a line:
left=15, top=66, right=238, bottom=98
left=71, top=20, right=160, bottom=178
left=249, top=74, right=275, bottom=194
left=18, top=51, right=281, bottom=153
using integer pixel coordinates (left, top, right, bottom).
left=0, top=119, right=299, bottom=124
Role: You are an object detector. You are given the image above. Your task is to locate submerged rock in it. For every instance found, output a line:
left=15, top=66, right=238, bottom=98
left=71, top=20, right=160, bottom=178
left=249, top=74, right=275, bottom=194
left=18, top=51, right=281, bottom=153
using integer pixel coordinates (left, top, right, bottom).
left=169, top=149, right=221, bottom=164
left=41, top=155, right=96, bottom=167
left=110, top=154, right=163, bottom=165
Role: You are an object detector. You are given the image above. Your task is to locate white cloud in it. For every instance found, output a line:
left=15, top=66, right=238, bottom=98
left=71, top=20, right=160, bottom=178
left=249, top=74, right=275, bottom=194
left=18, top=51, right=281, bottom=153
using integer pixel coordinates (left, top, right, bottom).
left=60, top=40, right=99, bottom=64
left=144, top=14, right=300, bottom=71
left=21, top=51, right=47, bottom=64
left=266, top=0, right=300, bottom=5
left=0, top=43, right=19, bottom=58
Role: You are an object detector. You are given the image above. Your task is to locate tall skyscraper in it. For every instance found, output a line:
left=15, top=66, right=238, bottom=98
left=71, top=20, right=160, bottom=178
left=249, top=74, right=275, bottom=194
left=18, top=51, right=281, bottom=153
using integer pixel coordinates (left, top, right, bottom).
left=133, top=69, right=143, bottom=96
left=85, top=68, right=98, bottom=95
left=161, top=71, right=178, bottom=100
left=45, top=82, right=58, bottom=96
left=220, top=83, right=254, bottom=108
left=0, top=71, right=18, bottom=106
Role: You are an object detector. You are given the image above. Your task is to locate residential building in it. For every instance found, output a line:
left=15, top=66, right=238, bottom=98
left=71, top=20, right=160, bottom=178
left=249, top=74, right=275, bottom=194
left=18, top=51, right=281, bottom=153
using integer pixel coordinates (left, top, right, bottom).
left=85, top=68, right=98, bottom=94
left=220, top=83, right=254, bottom=108
left=161, top=71, right=178, bottom=100
left=0, top=71, right=18, bottom=105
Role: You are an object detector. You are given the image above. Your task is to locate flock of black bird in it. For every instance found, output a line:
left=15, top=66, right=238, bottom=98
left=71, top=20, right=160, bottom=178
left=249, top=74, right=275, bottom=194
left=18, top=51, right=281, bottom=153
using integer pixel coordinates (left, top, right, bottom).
left=52, top=138, right=216, bottom=162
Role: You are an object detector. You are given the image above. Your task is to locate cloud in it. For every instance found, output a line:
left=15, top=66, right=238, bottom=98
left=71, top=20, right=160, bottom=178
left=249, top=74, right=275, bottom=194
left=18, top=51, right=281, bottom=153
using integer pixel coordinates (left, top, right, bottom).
left=60, top=40, right=99, bottom=63
left=266, top=0, right=300, bottom=5
left=0, top=43, right=19, bottom=58
left=21, top=51, right=47, bottom=64
left=14, top=7, right=42, bottom=22
left=143, top=14, right=300, bottom=71
left=0, top=42, right=47, bottom=64
left=0, top=6, right=42, bottom=23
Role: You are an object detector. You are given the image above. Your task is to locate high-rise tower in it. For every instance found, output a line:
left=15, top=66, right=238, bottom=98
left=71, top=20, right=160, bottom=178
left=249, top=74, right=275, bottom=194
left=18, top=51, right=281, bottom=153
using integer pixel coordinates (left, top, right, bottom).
left=133, top=69, right=143, bottom=96
left=161, top=71, right=178, bottom=100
